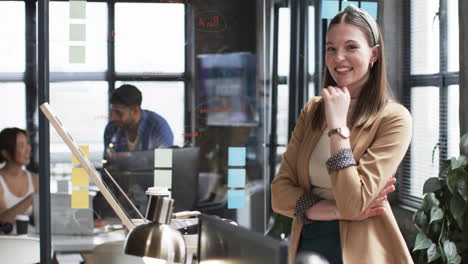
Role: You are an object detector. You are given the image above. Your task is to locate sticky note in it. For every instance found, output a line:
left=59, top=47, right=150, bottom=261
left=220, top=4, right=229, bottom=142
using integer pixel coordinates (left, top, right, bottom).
left=72, top=145, right=89, bottom=164
left=361, top=2, right=378, bottom=20
left=70, top=0, right=86, bottom=19
left=322, top=0, right=339, bottom=19
left=69, top=46, right=86, bottom=64
left=154, top=170, right=172, bottom=188
left=70, top=23, right=86, bottom=41
left=71, top=190, right=89, bottom=208
left=228, top=168, right=246, bottom=188
left=154, top=149, right=172, bottom=168
left=228, top=147, right=246, bottom=166
left=72, top=168, right=89, bottom=187
left=227, top=190, right=245, bottom=209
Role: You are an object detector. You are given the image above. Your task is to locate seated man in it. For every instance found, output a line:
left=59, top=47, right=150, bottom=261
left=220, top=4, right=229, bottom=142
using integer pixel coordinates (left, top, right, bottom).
left=104, top=84, right=174, bottom=156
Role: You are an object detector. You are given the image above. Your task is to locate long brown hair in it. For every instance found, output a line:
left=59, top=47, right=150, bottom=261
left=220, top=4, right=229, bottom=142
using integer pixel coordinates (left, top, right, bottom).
left=312, top=9, right=393, bottom=130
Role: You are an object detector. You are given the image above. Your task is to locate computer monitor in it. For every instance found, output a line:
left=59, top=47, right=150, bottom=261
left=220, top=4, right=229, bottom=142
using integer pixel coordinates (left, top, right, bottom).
left=197, top=214, right=289, bottom=264
left=98, top=147, right=200, bottom=220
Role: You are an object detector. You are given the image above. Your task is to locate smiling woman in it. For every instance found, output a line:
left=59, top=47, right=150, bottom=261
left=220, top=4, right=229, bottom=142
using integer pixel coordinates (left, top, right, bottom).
left=271, top=4, right=413, bottom=264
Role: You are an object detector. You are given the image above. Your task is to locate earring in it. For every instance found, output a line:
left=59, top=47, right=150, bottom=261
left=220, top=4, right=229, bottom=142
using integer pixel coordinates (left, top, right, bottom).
left=370, top=61, right=374, bottom=68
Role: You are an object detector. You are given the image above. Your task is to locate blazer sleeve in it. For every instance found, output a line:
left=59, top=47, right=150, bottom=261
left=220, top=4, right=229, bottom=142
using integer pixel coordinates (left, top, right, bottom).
left=271, top=99, right=316, bottom=218
left=330, top=104, right=412, bottom=219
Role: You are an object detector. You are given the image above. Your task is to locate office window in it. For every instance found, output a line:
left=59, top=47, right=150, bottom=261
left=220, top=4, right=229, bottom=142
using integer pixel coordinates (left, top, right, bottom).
left=409, top=87, right=440, bottom=197
left=400, top=0, right=460, bottom=207
left=115, top=81, right=184, bottom=147
left=447, top=85, right=460, bottom=158
left=308, top=5, right=315, bottom=99
left=278, top=8, right=290, bottom=77
left=447, top=0, right=459, bottom=72
left=49, top=2, right=107, bottom=72
left=275, top=8, right=290, bottom=165
left=0, top=83, right=26, bottom=130
left=115, top=3, right=184, bottom=73
left=49, top=82, right=108, bottom=167
left=0, top=2, right=25, bottom=72
left=410, top=0, right=439, bottom=75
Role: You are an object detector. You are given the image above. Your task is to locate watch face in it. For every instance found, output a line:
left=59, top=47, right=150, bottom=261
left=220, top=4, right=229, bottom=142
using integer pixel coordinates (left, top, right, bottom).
left=339, top=127, right=350, bottom=138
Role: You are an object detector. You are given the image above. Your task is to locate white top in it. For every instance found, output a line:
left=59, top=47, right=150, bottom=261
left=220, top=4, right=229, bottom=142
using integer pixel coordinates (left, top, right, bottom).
left=126, top=135, right=140, bottom=152
left=308, top=99, right=357, bottom=200
left=0, top=170, right=34, bottom=215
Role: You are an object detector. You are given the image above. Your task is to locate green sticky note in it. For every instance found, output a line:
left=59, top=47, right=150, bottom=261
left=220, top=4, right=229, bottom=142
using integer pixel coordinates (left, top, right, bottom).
left=70, top=23, right=86, bottom=41
left=70, top=0, right=86, bottom=19
left=154, top=149, right=173, bottom=168
left=154, top=169, right=172, bottom=188
left=69, top=45, right=86, bottom=64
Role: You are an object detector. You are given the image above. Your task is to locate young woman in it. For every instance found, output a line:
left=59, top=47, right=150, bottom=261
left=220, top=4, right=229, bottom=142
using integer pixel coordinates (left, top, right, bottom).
left=0, top=127, right=38, bottom=232
left=271, top=5, right=413, bottom=264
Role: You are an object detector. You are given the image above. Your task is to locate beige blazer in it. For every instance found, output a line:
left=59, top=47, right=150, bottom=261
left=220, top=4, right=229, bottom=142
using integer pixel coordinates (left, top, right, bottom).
left=271, top=97, right=414, bottom=264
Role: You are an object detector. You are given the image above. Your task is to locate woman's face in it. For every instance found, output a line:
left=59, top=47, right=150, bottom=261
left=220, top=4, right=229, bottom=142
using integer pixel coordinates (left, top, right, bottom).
left=325, top=23, right=379, bottom=97
left=14, top=133, right=31, bottom=165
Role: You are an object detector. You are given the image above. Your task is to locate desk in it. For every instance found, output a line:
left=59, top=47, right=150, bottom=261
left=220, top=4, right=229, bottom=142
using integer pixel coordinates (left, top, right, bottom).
left=51, top=230, right=126, bottom=253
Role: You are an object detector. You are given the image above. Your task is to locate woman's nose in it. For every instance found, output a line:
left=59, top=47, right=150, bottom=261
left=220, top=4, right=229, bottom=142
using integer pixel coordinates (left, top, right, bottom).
left=334, top=50, right=346, bottom=62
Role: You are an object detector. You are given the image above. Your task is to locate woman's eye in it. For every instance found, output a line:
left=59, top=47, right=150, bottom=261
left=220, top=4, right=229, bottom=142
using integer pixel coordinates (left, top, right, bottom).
left=347, top=45, right=358, bottom=50
left=326, top=47, right=335, bottom=52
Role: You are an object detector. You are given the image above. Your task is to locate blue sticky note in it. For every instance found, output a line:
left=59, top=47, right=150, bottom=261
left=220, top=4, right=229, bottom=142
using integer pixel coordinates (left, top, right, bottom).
left=227, top=190, right=245, bottom=209
left=322, top=0, right=339, bottom=19
left=228, top=147, right=246, bottom=166
left=341, top=1, right=359, bottom=10
left=228, top=169, right=246, bottom=188
left=361, top=2, right=378, bottom=20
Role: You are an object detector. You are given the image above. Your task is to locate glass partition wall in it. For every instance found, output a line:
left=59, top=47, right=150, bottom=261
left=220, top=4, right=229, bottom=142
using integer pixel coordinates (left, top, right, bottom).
left=27, top=0, right=272, bottom=262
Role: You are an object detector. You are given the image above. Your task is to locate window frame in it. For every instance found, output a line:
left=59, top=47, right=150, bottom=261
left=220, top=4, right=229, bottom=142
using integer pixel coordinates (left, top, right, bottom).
left=399, top=0, right=460, bottom=208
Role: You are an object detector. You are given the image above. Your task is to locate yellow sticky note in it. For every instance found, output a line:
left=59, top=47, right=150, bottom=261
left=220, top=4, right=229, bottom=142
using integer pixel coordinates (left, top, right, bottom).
left=154, top=170, right=172, bottom=188
left=70, top=23, right=86, bottom=41
left=71, top=190, right=89, bottom=208
left=154, top=149, right=172, bottom=168
left=72, top=145, right=89, bottom=165
left=72, top=168, right=89, bottom=187
left=69, top=45, right=86, bottom=64
left=70, top=0, right=86, bottom=19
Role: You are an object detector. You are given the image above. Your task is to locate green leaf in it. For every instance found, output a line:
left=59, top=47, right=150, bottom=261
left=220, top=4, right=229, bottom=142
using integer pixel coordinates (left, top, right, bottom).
left=422, top=193, right=440, bottom=212
left=450, top=195, right=465, bottom=221
left=427, top=243, right=441, bottom=262
left=447, top=169, right=463, bottom=194
left=413, top=210, right=429, bottom=231
left=443, top=240, right=458, bottom=261
left=460, top=133, right=468, bottom=156
left=430, top=207, right=444, bottom=224
left=449, top=255, right=462, bottom=264
left=431, top=221, right=442, bottom=234
left=451, top=156, right=467, bottom=170
left=413, top=233, right=433, bottom=251
left=456, top=175, right=468, bottom=201
left=423, top=177, right=445, bottom=194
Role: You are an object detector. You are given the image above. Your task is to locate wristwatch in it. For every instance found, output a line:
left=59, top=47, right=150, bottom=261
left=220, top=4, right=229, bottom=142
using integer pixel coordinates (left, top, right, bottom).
left=328, top=127, right=350, bottom=139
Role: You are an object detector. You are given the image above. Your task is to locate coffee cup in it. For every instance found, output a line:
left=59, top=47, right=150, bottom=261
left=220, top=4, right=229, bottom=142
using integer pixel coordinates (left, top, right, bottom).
left=15, top=214, right=29, bottom=235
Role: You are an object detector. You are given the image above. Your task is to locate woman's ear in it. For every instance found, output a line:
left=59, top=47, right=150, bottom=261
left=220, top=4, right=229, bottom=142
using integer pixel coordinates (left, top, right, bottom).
left=0, top=150, right=11, bottom=162
left=371, top=44, right=380, bottom=63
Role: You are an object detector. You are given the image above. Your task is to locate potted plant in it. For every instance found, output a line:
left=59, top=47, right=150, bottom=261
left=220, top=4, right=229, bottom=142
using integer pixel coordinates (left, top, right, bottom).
left=412, top=133, right=468, bottom=264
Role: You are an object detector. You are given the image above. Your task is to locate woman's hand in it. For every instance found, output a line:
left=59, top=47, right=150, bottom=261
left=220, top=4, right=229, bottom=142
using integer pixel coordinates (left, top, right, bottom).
left=344, top=178, right=397, bottom=221
left=321, top=86, right=350, bottom=129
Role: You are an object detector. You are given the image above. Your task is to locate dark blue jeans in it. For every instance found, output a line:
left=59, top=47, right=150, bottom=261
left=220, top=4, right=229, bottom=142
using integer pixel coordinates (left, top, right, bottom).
left=297, top=220, right=343, bottom=264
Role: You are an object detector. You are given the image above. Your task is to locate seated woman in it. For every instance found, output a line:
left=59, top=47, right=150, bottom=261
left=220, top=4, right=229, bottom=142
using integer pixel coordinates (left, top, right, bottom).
left=0, top=128, right=38, bottom=233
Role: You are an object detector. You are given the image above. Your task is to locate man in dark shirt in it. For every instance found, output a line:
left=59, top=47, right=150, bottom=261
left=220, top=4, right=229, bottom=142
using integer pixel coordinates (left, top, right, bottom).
left=103, top=84, right=174, bottom=156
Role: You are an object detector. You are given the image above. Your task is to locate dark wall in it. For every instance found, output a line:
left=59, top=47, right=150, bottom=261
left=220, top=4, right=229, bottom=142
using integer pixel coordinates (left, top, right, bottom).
left=192, top=0, right=256, bottom=54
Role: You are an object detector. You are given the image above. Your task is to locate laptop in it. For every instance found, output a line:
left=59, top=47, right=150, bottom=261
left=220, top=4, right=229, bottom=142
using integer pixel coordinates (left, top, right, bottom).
left=33, top=193, right=94, bottom=235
